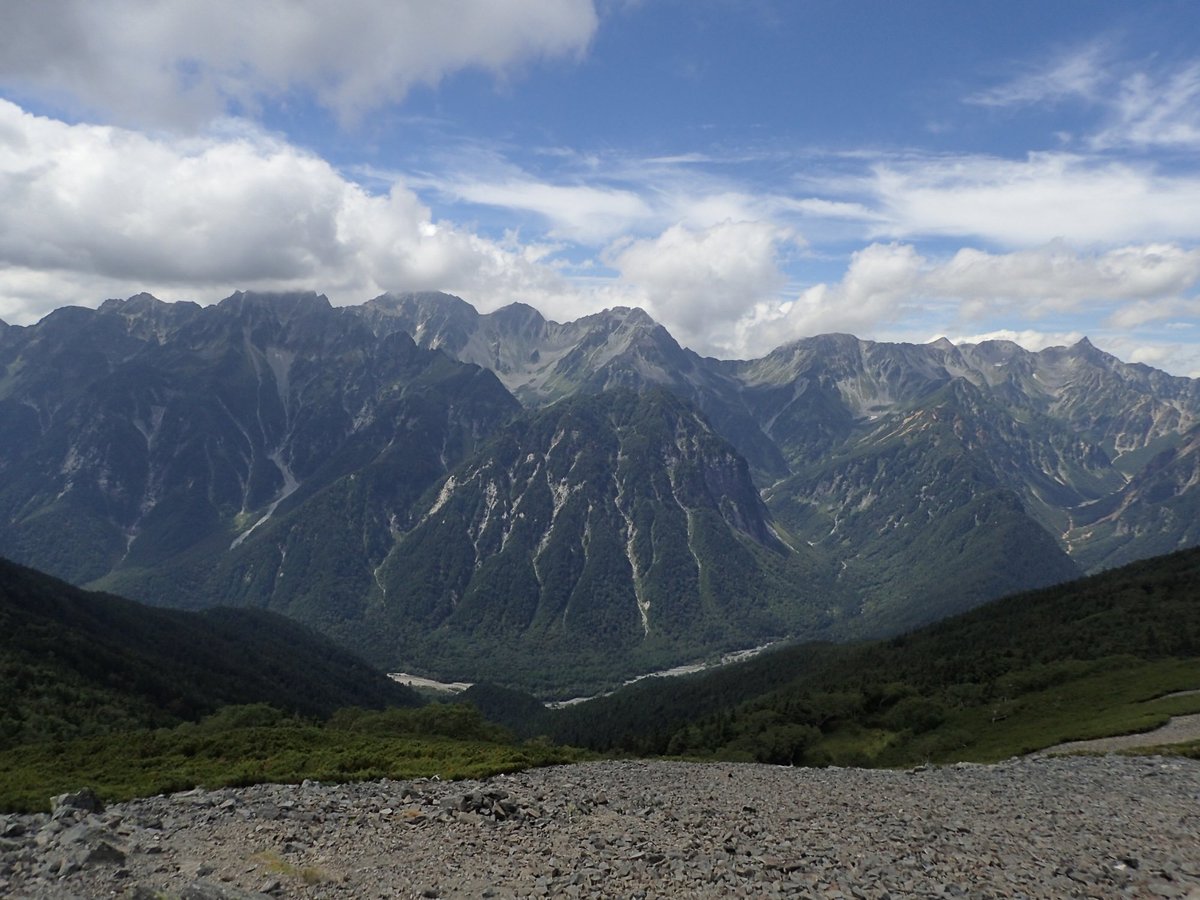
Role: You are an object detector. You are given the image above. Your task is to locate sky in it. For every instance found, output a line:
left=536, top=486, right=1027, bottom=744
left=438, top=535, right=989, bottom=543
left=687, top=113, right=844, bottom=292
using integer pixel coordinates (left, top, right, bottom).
left=2, top=1, right=1200, bottom=375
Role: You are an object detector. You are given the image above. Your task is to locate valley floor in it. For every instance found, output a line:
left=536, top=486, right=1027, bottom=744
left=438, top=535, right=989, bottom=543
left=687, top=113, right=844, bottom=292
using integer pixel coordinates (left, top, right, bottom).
left=5, top=757, right=1200, bottom=899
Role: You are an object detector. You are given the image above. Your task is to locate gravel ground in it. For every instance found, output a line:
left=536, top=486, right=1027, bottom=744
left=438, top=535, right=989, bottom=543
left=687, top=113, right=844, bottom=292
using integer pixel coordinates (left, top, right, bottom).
left=3, top=755, right=1199, bottom=899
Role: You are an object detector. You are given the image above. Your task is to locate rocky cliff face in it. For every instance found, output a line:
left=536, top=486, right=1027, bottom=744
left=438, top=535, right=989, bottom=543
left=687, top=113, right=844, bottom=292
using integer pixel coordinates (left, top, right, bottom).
left=362, top=389, right=832, bottom=689
left=0, top=291, right=520, bottom=597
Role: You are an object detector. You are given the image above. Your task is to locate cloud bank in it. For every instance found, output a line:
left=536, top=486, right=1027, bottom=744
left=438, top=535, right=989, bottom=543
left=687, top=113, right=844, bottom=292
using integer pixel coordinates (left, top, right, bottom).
left=0, top=102, right=570, bottom=317
left=0, top=4, right=1198, bottom=377
left=0, top=0, right=599, bottom=127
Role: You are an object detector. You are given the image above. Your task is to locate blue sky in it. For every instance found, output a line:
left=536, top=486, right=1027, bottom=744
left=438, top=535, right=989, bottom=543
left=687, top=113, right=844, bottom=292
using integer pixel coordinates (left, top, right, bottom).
left=2, top=1, right=1199, bottom=374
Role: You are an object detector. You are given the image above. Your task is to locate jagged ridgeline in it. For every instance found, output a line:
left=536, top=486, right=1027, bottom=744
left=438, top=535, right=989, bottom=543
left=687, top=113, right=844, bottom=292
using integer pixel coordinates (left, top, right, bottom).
left=0, top=290, right=1198, bottom=693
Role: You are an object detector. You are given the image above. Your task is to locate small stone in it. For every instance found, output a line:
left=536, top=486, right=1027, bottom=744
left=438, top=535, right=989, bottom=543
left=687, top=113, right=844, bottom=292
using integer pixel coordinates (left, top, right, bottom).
left=0, top=820, right=25, bottom=839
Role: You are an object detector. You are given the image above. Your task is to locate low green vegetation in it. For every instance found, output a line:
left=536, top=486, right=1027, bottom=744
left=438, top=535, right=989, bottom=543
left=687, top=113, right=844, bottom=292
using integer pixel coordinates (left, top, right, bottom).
left=0, top=703, right=591, bottom=813
left=0, top=557, right=590, bottom=815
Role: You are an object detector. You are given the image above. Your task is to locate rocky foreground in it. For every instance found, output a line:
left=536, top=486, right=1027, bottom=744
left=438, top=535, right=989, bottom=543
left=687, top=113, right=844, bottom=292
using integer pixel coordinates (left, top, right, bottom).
left=3, top=756, right=1199, bottom=899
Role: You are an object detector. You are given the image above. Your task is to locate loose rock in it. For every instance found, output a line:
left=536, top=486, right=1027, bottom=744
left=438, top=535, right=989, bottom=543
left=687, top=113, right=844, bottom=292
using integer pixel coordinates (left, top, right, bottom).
left=1, top=756, right=1198, bottom=898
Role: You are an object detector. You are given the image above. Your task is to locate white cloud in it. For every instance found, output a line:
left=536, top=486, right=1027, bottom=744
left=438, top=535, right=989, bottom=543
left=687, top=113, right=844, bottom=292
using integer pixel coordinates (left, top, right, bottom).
left=609, top=221, right=793, bottom=354
left=439, top=177, right=652, bottom=243
left=1097, top=335, right=1200, bottom=379
left=1094, top=63, right=1200, bottom=151
left=738, top=241, right=1200, bottom=363
left=1106, top=297, right=1200, bottom=330
left=0, top=101, right=575, bottom=323
left=0, top=0, right=598, bottom=128
left=426, top=150, right=816, bottom=247
left=967, top=43, right=1108, bottom=108
left=737, top=243, right=924, bottom=352
left=968, top=44, right=1200, bottom=151
left=869, top=153, right=1200, bottom=246
left=927, top=243, right=1200, bottom=312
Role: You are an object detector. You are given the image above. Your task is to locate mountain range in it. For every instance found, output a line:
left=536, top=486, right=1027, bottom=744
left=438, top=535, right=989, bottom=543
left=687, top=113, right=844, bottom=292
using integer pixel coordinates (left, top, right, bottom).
left=1, top=290, right=1196, bottom=693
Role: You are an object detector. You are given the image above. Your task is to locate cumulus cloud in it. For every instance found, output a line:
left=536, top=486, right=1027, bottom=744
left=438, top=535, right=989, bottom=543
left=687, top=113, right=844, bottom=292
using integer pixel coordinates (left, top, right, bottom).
left=738, top=242, right=1200, bottom=360
left=1096, top=335, right=1200, bottom=379
left=0, top=0, right=598, bottom=127
left=608, top=221, right=794, bottom=355
left=926, top=243, right=1200, bottom=312
left=1106, top=297, right=1200, bottom=330
left=869, top=153, right=1200, bottom=246
left=0, top=101, right=573, bottom=322
left=736, top=243, right=924, bottom=351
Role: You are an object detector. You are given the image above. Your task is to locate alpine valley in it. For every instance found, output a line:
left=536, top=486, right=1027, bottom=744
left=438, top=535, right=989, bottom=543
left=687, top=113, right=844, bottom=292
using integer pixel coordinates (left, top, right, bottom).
left=1, top=291, right=1197, bottom=695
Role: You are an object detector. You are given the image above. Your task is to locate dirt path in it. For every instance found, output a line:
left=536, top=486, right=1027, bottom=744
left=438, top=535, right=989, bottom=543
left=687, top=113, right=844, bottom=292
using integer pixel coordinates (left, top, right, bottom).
left=1035, top=712, right=1200, bottom=756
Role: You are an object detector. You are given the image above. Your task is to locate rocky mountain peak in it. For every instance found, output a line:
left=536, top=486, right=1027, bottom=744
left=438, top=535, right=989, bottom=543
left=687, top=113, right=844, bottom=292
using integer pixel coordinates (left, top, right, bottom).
left=491, top=301, right=545, bottom=323
left=369, top=290, right=478, bottom=318
left=95, top=292, right=202, bottom=343
left=609, top=306, right=656, bottom=327
left=98, top=291, right=163, bottom=311
left=488, top=302, right=549, bottom=342
left=218, top=290, right=332, bottom=319
left=360, top=291, right=480, bottom=352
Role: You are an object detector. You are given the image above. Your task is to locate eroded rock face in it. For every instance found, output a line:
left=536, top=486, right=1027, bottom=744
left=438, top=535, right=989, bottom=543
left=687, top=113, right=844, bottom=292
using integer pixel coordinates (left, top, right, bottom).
left=4, top=756, right=1199, bottom=899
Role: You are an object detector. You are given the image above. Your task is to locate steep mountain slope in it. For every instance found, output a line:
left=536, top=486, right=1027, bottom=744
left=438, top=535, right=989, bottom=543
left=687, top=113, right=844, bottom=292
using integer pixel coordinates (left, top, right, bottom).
left=1065, top=424, right=1200, bottom=570
left=765, top=378, right=1084, bottom=634
left=365, top=294, right=1200, bottom=636
left=0, top=556, right=417, bottom=749
left=0, top=292, right=520, bottom=610
left=356, top=389, right=838, bottom=694
left=735, top=333, right=1199, bottom=578
left=366, top=296, right=1200, bottom=581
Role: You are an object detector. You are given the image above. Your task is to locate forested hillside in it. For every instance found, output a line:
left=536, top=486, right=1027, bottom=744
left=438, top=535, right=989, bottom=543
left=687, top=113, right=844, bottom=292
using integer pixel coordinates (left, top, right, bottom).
left=0, top=557, right=417, bottom=748
left=529, top=546, right=1200, bottom=764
